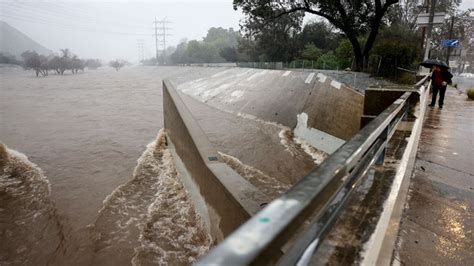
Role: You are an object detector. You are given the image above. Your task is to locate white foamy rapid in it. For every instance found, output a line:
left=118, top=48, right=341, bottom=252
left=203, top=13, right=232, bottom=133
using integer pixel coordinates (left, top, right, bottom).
left=90, top=129, right=212, bottom=265
left=279, top=129, right=328, bottom=165
left=218, top=152, right=290, bottom=198
left=0, top=144, right=63, bottom=265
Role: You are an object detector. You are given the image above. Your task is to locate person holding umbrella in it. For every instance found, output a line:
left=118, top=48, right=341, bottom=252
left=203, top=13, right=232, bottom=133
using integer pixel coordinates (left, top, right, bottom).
left=420, top=59, right=453, bottom=109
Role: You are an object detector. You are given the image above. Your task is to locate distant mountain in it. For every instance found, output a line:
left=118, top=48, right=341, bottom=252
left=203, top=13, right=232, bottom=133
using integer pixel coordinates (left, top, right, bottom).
left=0, top=21, right=52, bottom=59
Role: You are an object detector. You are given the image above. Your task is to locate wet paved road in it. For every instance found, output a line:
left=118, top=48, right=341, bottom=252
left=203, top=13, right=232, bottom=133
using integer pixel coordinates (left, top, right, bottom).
left=395, top=88, right=474, bottom=265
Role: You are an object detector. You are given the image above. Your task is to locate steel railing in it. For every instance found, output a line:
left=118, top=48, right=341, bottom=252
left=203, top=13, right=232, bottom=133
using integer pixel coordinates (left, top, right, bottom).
left=196, top=74, right=431, bottom=266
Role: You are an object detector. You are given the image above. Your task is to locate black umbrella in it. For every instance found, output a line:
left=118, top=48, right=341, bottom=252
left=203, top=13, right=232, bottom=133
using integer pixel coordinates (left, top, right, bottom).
left=420, top=59, right=450, bottom=69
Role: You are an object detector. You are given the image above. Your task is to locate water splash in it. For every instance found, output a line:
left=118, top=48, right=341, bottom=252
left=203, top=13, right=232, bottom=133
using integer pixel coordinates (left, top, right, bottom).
left=279, top=129, right=328, bottom=165
left=218, top=151, right=290, bottom=198
left=0, top=143, right=63, bottom=265
left=90, top=129, right=211, bottom=265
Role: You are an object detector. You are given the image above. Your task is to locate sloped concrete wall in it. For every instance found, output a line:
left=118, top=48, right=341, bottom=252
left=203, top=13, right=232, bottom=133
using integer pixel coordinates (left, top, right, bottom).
left=177, top=69, right=364, bottom=141
left=163, top=79, right=268, bottom=241
left=302, top=74, right=364, bottom=140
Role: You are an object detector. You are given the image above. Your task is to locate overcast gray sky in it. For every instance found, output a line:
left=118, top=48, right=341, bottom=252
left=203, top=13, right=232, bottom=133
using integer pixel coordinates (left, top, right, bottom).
left=1, top=0, right=473, bottom=62
left=0, top=0, right=244, bottom=62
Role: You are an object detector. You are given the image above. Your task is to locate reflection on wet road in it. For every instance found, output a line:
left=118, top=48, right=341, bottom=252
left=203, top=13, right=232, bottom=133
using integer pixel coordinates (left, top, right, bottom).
left=395, top=88, right=474, bottom=265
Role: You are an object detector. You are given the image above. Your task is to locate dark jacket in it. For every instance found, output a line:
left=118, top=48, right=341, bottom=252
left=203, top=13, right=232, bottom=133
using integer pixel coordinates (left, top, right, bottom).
left=430, top=69, right=453, bottom=86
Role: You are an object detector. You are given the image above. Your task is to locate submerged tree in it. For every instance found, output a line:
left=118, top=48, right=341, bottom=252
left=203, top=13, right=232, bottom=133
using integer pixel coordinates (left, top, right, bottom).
left=85, top=59, right=102, bottom=69
left=233, top=0, right=398, bottom=71
left=109, top=59, right=126, bottom=71
left=21, top=50, right=48, bottom=77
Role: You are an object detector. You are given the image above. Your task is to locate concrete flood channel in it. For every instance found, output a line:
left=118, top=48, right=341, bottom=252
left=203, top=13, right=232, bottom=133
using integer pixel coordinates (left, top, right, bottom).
left=1, top=65, right=406, bottom=265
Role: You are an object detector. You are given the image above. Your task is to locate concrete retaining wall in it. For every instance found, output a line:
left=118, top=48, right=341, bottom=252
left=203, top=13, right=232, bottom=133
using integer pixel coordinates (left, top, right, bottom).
left=163, top=79, right=269, bottom=241
left=302, top=74, right=364, bottom=140
left=177, top=68, right=364, bottom=142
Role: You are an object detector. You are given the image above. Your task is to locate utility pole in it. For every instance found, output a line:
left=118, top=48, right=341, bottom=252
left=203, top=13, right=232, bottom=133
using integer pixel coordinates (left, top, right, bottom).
left=423, top=0, right=437, bottom=60
left=420, top=0, right=429, bottom=49
left=446, top=15, right=455, bottom=65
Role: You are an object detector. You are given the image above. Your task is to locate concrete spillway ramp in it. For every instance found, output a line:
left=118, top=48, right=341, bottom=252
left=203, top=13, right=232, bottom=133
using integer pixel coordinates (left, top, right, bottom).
left=178, top=68, right=364, bottom=142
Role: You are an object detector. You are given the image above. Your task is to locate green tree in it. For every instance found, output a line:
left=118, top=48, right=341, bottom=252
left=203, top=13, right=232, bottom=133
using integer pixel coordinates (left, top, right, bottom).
left=170, top=40, right=189, bottom=64
left=317, top=52, right=339, bottom=69
left=301, top=43, right=323, bottom=61
left=371, top=25, right=420, bottom=76
left=335, top=39, right=354, bottom=69
left=219, top=47, right=238, bottom=62
left=238, top=11, right=302, bottom=62
left=298, top=20, right=340, bottom=51
left=233, top=0, right=399, bottom=71
left=204, top=27, right=239, bottom=49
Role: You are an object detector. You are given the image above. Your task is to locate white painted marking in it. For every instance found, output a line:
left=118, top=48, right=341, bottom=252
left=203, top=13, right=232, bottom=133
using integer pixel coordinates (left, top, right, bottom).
left=316, top=73, right=327, bottom=83
left=330, top=80, right=341, bottom=89
left=282, top=71, right=291, bottom=77
left=305, top=73, right=315, bottom=84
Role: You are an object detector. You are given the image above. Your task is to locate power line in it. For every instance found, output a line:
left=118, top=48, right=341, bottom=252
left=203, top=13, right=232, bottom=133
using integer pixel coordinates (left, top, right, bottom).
left=1, top=12, right=153, bottom=37
left=4, top=1, right=152, bottom=30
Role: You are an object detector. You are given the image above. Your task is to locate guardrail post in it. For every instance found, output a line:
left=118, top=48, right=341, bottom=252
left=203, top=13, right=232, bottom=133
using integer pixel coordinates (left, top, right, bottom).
left=376, top=127, right=388, bottom=165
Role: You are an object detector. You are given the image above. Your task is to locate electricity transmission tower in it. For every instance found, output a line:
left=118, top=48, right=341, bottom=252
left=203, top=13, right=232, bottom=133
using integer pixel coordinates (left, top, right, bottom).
left=137, top=39, right=145, bottom=62
left=153, top=17, right=172, bottom=65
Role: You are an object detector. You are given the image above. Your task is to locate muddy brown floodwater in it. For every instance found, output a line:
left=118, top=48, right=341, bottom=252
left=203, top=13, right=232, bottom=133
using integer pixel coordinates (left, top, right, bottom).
left=1, top=65, right=320, bottom=265
left=0, top=66, right=220, bottom=265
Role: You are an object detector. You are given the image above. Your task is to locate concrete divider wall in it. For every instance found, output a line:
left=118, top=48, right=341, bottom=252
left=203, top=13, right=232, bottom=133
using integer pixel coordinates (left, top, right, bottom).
left=162, top=79, right=269, bottom=241
left=302, top=75, right=364, bottom=140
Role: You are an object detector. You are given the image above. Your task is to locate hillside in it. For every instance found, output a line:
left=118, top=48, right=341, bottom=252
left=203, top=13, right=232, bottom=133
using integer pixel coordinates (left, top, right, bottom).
left=0, top=21, right=52, bottom=59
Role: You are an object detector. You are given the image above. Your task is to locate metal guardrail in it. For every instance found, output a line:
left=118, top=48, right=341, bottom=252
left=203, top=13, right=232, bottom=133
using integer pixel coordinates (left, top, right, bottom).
left=197, top=74, right=431, bottom=266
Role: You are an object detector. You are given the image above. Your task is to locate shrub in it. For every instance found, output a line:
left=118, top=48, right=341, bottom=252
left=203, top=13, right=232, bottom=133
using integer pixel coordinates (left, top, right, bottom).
left=397, top=73, right=415, bottom=84
left=467, top=88, right=474, bottom=100
left=316, top=52, right=339, bottom=70
left=289, top=59, right=308, bottom=68
left=0, top=53, right=19, bottom=65
left=301, top=44, right=323, bottom=61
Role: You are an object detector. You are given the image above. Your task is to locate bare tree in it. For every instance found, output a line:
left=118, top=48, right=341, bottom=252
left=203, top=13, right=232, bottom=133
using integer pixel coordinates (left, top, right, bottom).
left=109, top=59, right=126, bottom=71
left=70, top=56, right=85, bottom=74
left=21, top=50, right=44, bottom=77
left=85, top=59, right=102, bottom=69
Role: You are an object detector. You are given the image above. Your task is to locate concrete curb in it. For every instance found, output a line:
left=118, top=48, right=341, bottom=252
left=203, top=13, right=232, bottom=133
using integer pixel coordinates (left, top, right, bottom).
left=361, top=84, right=430, bottom=265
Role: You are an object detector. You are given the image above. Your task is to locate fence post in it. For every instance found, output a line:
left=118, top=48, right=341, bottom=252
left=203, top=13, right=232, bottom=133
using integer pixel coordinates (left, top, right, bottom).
left=377, top=56, right=382, bottom=76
